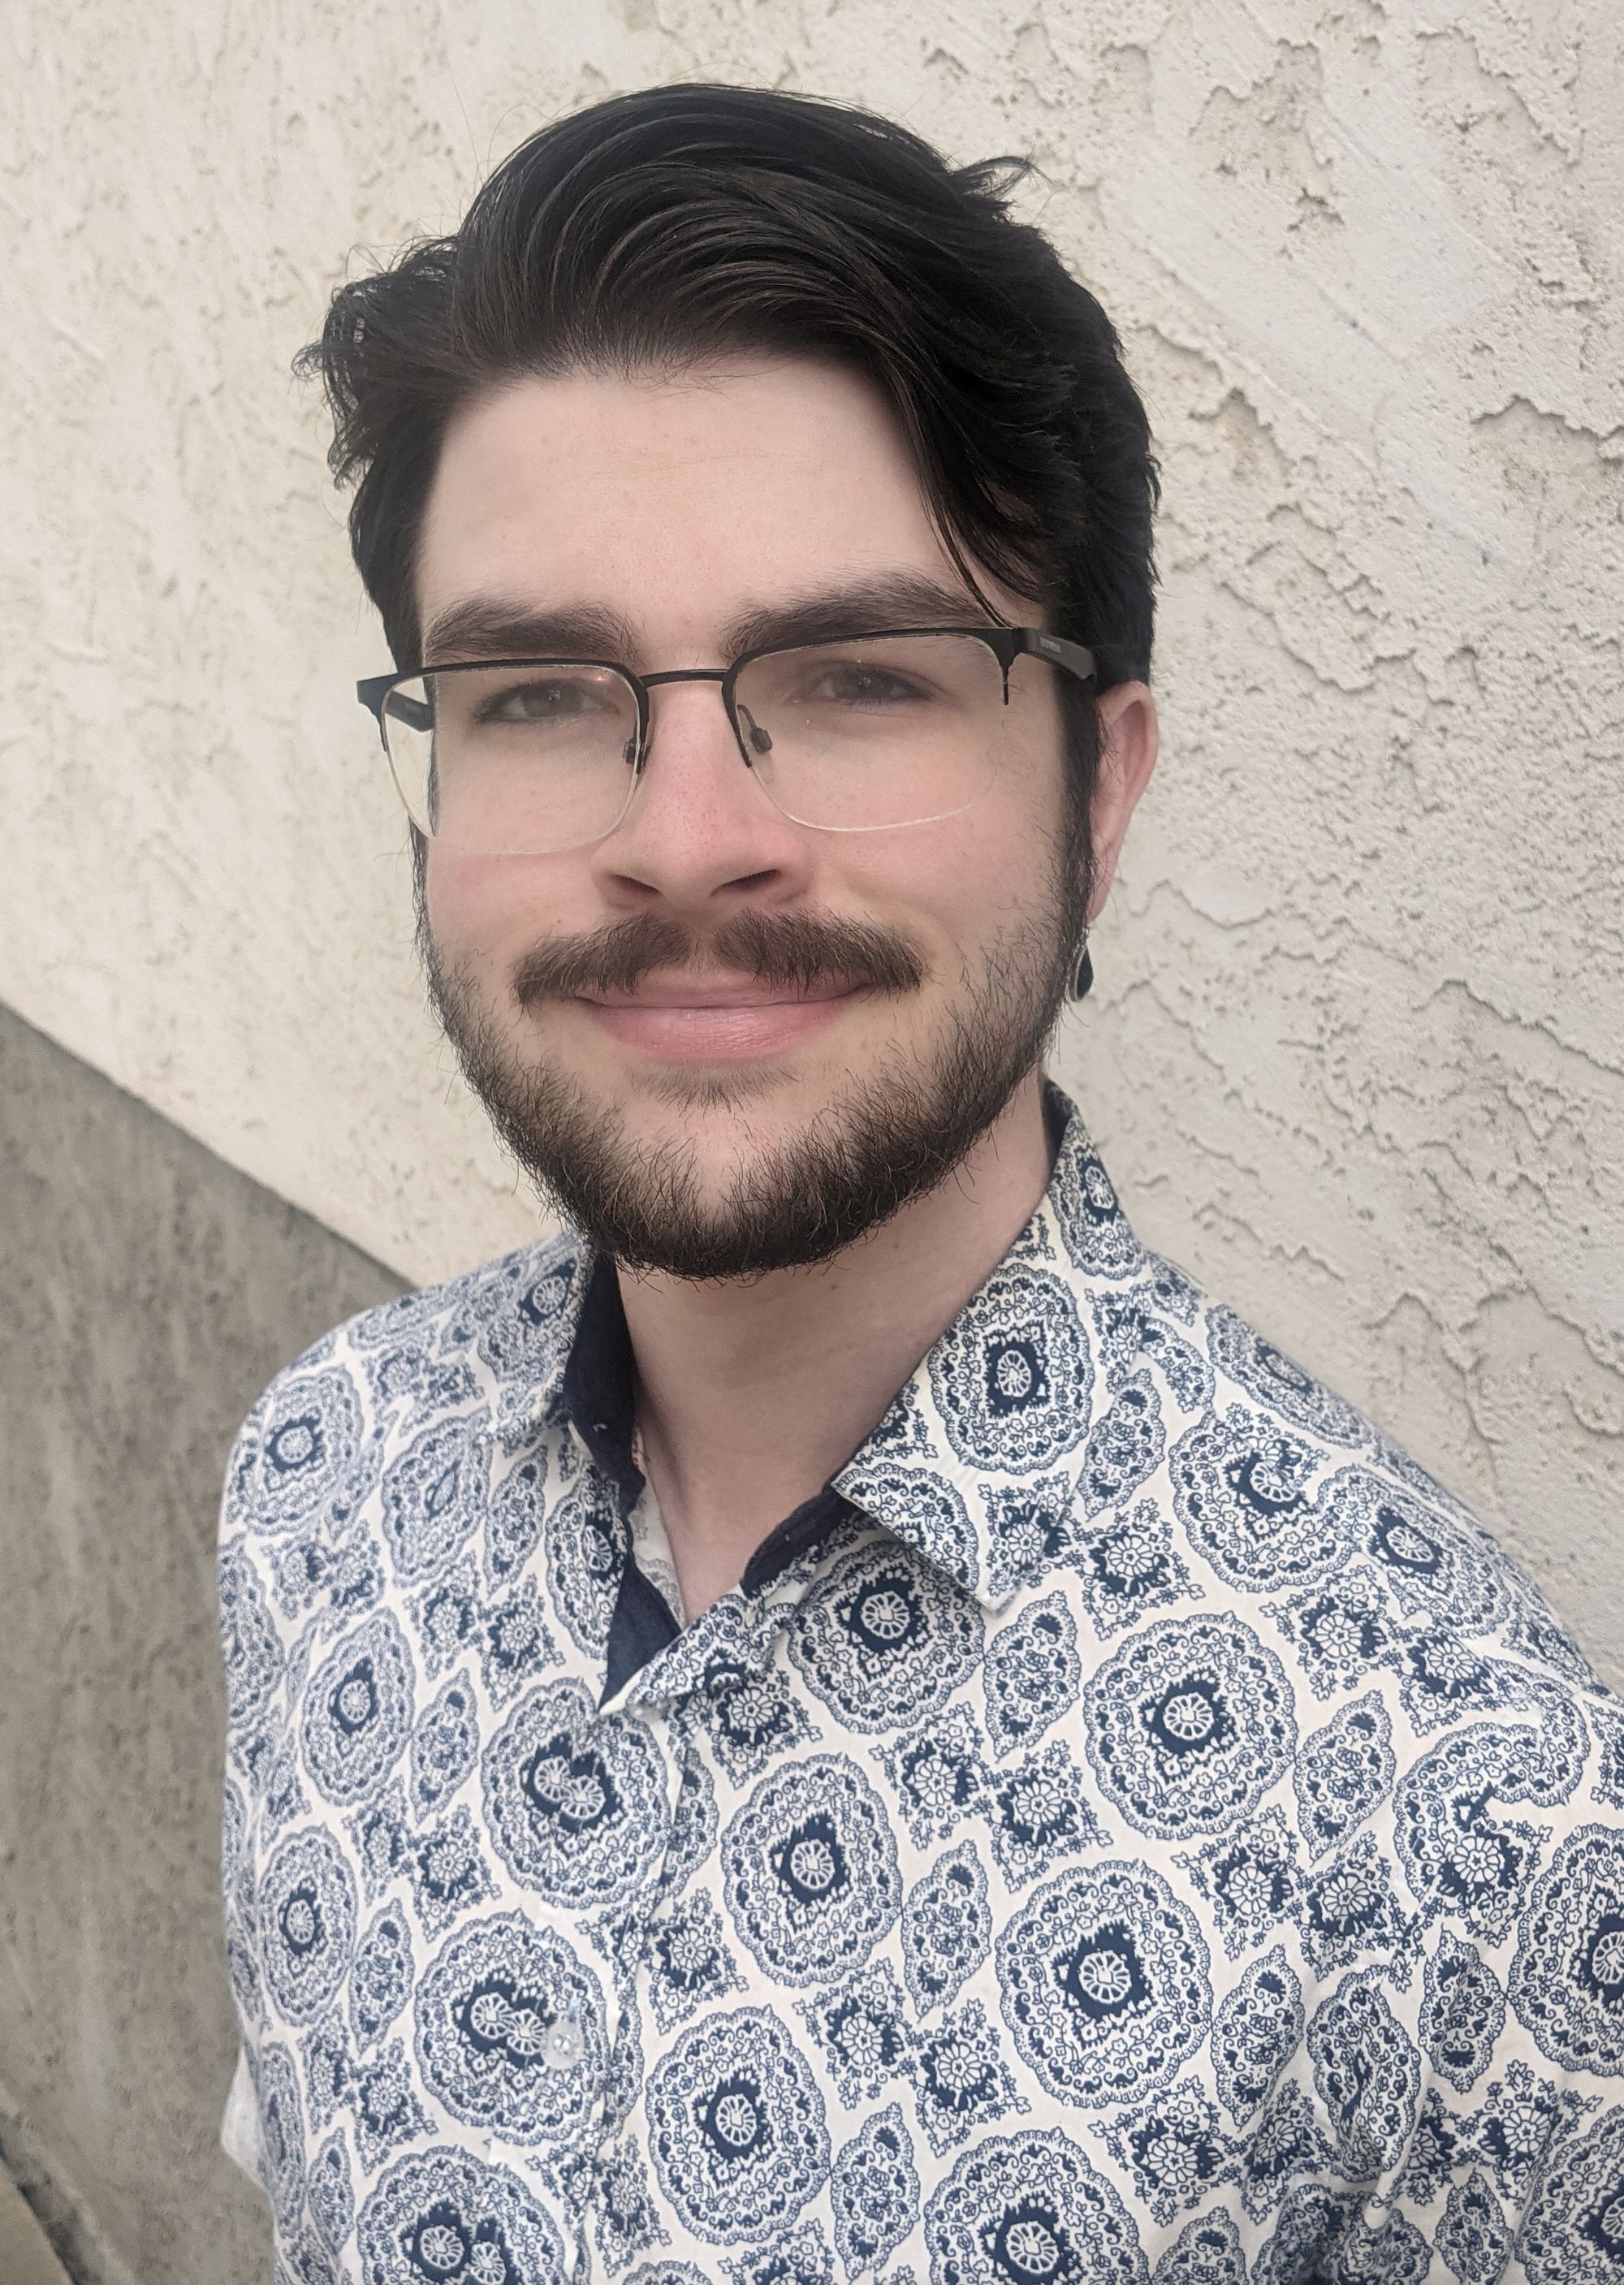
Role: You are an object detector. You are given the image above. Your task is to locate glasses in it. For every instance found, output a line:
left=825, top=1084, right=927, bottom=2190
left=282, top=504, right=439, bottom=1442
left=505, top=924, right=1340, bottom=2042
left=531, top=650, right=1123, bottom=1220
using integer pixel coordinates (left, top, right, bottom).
left=356, top=624, right=1097, bottom=856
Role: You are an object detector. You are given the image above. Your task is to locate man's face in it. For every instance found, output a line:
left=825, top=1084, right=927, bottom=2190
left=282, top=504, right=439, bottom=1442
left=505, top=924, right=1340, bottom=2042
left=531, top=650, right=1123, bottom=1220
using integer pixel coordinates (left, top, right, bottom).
left=414, top=357, right=1136, bottom=1277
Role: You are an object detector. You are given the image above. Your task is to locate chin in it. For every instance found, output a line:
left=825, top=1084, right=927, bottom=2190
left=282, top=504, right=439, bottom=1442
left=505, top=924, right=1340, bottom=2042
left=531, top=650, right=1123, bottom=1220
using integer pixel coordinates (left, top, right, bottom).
left=637, top=1062, right=813, bottom=1118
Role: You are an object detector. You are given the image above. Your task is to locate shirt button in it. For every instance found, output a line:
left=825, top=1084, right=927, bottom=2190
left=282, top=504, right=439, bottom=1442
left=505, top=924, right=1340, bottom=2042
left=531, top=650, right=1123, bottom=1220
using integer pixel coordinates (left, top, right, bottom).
left=543, top=2015, right=585, bottom=2071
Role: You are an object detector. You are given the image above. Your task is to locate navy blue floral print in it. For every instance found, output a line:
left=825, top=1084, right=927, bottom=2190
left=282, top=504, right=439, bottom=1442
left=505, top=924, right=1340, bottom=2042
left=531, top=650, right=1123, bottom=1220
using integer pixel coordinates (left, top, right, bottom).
left=222, top=1089, right=1624, bottom=2279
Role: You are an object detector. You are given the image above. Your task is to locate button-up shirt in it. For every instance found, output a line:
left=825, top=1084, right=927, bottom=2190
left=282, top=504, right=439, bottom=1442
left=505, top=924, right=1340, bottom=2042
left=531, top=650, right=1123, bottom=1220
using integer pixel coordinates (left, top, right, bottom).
left=219, top=1088, right=1624, bottom=2284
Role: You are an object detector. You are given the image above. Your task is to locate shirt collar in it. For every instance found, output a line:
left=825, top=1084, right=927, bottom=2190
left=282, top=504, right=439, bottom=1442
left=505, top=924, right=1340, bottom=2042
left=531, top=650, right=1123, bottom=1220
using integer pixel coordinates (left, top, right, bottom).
left=557, top=1253, right=641, bottom=1505
left=831, top=1081, right=1151, bottom=1605
left=488, top=1082, right=1153, bottom=1607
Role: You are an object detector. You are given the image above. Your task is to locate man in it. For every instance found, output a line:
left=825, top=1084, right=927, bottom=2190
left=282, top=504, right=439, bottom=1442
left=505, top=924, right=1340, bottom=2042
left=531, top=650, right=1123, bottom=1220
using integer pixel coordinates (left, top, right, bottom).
left=221, top=82, right=1624, bottom=2283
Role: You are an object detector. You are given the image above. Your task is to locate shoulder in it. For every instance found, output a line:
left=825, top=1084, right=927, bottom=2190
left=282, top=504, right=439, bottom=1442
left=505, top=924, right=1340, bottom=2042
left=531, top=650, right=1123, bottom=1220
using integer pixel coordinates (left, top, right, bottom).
left=218, top=1225, right=592, bottom=1552
left=1049, top=1274, right=1624, bottom=2093
left=1059, top=1236, right=1586, bottom=1678
left=1096, top=1258, right=1622, bottom=1900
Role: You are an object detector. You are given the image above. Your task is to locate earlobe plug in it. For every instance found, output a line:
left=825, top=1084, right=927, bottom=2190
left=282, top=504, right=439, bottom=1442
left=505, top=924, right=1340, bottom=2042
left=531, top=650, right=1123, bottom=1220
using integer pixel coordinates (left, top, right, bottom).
left=1073, top=944, right=1094, bottom=1000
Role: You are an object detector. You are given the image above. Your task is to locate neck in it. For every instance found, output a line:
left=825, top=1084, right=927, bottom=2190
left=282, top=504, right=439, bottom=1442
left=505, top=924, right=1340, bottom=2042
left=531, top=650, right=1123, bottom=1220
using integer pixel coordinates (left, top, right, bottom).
left=617, top=1071, right=1055, bottom=1617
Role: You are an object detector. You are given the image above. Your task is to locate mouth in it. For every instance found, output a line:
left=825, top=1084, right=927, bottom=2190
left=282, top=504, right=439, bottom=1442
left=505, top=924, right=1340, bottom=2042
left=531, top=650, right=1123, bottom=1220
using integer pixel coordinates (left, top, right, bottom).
left=576, top=970, right=864, bottom=1059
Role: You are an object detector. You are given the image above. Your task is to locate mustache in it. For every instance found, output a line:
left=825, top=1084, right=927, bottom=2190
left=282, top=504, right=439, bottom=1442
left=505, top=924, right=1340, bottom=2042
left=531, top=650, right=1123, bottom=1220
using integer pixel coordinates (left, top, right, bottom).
left=512, top=909, right=926, bottom=1004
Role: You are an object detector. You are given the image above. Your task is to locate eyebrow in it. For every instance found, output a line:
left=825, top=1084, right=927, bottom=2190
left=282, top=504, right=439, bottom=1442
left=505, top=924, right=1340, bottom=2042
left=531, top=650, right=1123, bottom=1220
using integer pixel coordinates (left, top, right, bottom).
left=421, top=598, right=639, bottom=666
left=722, top=573, right=998, bottom=657
left=418, top=572, right=998, bottom=671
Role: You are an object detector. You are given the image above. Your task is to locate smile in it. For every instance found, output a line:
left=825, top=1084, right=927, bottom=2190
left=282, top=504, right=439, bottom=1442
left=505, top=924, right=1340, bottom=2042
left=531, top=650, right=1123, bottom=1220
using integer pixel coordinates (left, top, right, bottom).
left=577, top=978, right=862, bottom=1060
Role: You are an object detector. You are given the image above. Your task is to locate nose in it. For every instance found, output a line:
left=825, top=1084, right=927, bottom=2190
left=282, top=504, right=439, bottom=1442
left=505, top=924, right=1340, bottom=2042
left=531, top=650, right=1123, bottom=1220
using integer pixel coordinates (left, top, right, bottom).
left=588, top=676, right=814, bottom=917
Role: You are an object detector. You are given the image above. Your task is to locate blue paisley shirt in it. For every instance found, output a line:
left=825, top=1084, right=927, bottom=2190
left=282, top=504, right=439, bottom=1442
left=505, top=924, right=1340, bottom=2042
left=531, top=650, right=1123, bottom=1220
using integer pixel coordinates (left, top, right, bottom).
left=219, top=1089, right=1624, bottom=2285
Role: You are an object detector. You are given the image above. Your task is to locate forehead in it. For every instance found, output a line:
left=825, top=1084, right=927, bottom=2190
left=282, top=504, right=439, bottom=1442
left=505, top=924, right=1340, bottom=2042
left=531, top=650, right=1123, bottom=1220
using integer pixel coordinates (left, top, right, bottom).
left=414, top=358, right=998, bottom=653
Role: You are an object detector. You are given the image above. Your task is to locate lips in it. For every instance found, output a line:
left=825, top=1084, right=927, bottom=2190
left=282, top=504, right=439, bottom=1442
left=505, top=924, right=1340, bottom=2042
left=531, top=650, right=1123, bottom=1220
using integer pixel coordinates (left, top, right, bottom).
left=577, top=978, right=860, bottom=1060
left=582, top=971, right=858, bottom=1012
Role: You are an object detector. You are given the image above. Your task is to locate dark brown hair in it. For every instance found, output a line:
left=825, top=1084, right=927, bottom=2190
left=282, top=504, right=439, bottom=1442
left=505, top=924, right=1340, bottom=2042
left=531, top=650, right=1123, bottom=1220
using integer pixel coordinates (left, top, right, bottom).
left=299, top=81, right=1159, bottom=703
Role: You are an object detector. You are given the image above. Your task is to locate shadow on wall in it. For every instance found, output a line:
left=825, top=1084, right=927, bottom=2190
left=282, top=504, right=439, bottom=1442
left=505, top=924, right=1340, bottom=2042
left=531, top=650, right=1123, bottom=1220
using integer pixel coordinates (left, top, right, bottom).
left=0, top=1004, right=404, bottom=2285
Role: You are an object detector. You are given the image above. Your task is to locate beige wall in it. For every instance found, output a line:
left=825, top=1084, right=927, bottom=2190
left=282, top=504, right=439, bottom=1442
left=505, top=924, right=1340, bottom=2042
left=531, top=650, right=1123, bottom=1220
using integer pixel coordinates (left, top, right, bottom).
left=4, top=1, right=1620, bottom=1672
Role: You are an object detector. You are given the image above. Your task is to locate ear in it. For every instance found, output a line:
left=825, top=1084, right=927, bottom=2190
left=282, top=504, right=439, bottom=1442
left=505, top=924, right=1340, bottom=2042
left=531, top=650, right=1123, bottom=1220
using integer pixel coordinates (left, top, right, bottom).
left=1087, top=681, right=1158, bottom=920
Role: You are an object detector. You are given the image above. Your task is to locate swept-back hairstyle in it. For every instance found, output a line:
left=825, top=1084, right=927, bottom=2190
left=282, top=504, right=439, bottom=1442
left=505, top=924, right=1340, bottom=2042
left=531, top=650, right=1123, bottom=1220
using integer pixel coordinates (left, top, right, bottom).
left=300, top=83, right=1158, bottom=705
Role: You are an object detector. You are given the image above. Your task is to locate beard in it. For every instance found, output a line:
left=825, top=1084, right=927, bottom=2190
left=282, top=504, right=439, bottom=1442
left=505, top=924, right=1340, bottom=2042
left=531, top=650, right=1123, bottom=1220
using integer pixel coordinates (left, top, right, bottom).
left=422, top=861, right=1086, bottom=1283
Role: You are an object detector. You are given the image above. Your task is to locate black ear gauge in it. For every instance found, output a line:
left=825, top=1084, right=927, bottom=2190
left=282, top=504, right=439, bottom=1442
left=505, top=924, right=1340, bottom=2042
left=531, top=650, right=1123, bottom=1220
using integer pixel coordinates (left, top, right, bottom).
left=1073, top=944, right=1095, bottom=1000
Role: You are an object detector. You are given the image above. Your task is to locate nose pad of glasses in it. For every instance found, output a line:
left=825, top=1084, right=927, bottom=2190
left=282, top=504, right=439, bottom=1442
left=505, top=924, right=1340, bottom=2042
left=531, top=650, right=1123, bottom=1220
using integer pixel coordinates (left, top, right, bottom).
left=621, top=733, right=638, bottom=767
left=737, top=705, right=774, bottom=758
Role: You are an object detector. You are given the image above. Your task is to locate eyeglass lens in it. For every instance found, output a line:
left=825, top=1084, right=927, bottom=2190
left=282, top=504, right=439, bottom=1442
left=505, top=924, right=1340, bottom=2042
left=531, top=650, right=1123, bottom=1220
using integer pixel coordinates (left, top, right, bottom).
left=381, top=633, right=1016, bottom=854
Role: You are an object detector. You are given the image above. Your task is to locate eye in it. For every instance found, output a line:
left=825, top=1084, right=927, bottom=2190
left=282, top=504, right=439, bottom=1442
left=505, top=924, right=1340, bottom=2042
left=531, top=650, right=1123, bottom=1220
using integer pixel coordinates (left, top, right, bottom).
left=475, top=674, right=611, bottom=726
left=801, top=663, right=929, bottom=707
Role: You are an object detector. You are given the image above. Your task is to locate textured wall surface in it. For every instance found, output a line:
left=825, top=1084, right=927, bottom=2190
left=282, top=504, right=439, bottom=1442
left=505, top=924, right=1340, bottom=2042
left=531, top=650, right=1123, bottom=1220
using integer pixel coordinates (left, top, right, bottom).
left=0, top=1006, right=402, bottom=2283
left=2, top=2, right=1619, bottom=1672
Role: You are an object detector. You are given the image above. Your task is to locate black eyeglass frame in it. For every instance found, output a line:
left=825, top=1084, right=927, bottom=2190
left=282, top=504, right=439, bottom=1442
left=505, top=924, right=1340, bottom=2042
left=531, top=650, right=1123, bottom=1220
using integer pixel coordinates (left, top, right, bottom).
left=356, top=624, right=1099, bottom=783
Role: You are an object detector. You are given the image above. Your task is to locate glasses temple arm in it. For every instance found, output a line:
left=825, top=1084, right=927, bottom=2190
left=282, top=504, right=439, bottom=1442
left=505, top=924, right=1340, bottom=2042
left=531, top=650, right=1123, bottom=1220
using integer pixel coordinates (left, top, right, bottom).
left=1018, top=632, right=1098, bottom=685
left=356, top=676, right=433, bottom=734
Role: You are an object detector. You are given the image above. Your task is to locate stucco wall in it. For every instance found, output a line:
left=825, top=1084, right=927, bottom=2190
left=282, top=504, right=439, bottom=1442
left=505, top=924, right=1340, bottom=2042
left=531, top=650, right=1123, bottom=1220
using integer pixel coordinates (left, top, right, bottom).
left=0, top=1005, right=403, bottom=2284
left=3, top=2, right=1619, bottom=1675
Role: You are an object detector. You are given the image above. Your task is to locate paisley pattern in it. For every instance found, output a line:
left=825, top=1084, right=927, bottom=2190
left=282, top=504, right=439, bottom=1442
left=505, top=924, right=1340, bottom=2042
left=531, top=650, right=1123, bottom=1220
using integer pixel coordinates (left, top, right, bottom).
left=1305, top=1972, right=1422, bottom=2177
left=1082, top=1612, right=1297, bottom=1840
left=355, top=2147, right=565, bottom=2285
left=901, top=1841, right=991, bottom=2015
left=1294, top=1691, right=1393, bottom=1859
left=306, top=2130, right=354, bottom=2254
left=408, top=1669, right=480, bottom=1821
left=644, top=2009, right=828, bottom=2244
left=1211, top=1946, right=1302, bottom=2127
left=1509, top=1825, right=1624, bottom=2076
left=829, top=2101, right=918, bottom=2274
left=926, top=1266, right=1091, bottom=1474
left=924, top=2129, right=1144, bottom=2285
left=545, top=1474, right=626, bottom=1655
left=1154, top=2208, right=1249, bottom=2285
left=481, top=1678, right=669, bottom=1907
left=219, top=1087, right=1623, bottom=2282
left=413, top=1911, right=606, bottom=2139
left=227, top=1363, right=367, bottom=1539
left=1420, top=1932, right=1505, bottom=2094
left=220, top=1548, right=285, bottom=1732
left=1170, top=1408, right=1355, bottom=1592
left=1078, top=1371, right=1166, bottom=1513
left=378, top=1419, right=484, bottom=1586
left=789, top=1540, right=983, bottom=1733
left=257, top=2042, right=306, bottom=2222
left=483, top=1454, right=544, bottom=1590
left=719, top=1756, right=902, bottom=1987
left=1393, top=1720, right=1576, bottom=1946
left=301, top=1615, right=416, bottom=1808
left=1206, top=1307, right=1366, bottom=1448
left=261, top=1828, right=357, bottom=2027
left=996, top=1860, right=1210, bottom=2104
left=349, top=1903, right=412, bottom=2050
left=982, top=1591, right=1078, bottom=1758
left=1351, top=1475, right=1511, bottom=1636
